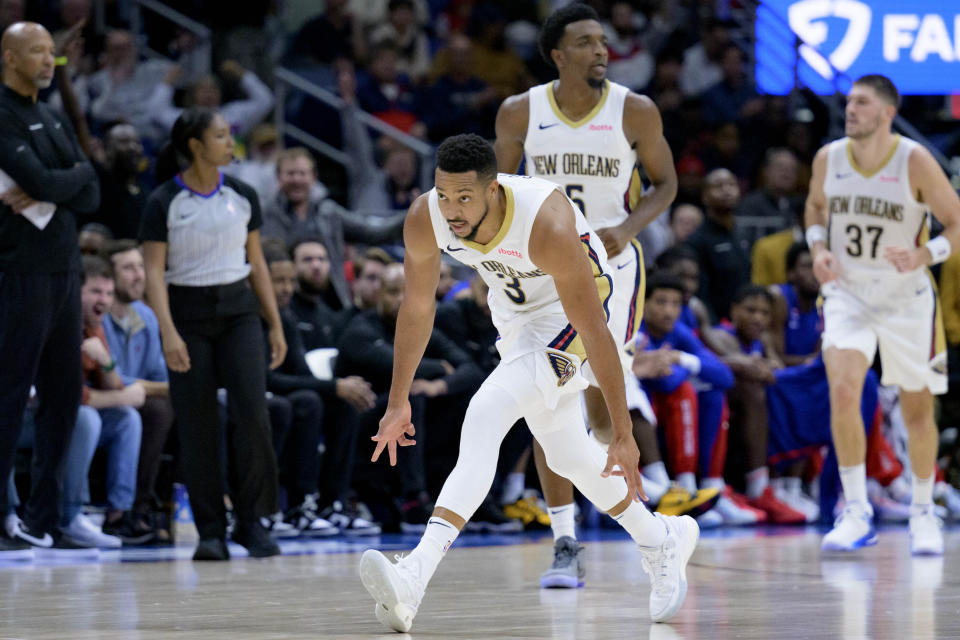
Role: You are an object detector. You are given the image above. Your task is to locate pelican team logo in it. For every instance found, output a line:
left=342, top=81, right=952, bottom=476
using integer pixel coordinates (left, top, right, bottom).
left=788, top=0, right=871, bottom=81
left=547, top=352, right=576, bottom=387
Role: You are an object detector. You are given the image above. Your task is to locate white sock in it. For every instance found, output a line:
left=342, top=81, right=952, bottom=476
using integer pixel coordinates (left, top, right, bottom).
left=746, top=467, right=769, bottom=499
left=783, top=476, right=802, bottom=496
left=613, top=501, right=667, bottom=548
left=501, top=472, right=526, bottom=505
left=838, top=463, right=868, bottom=507
left=676, top=472, right=697, bottom=494
left=911, top=473, right=934, bottom=509
left=702, top=476, right=725, bottom=491
left=407, top=517, right=458, bottom=585
left=547, top=503, right=576, bottom=541
left=644, top=461, right=670, bottom=487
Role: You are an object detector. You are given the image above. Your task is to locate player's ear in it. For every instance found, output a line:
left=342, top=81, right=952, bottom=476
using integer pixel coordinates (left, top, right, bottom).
left=550, top=48, right=563, bottom=69
left=487, top=177, right=499, bottom=200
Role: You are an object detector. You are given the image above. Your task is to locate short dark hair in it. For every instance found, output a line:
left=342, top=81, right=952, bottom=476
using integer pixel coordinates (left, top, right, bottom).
left=388, top=0, right=414, bottom=12
left=655, top=244, right=698, bottom=271
left=261, top=236, right=292, bottom=265
left=732, top=284, right=773, bottom=306
left=81, top=254, right=113, bottom=284
left=156, top=106, right=218, bottom=183
left=80, top=222, right=114, bottom=239
left=290, top=236, right=328, bottom=261
left=645, top=271, right=686, bottom=300
left=436, top=134, right=497, bottom=183
left=853, top=74, right=900, bottom=108
left=104, top=239, right=139, bottom=264
left=539, top=3, right=600, bottom=67
left=785, top=242, right=809, bottom=273
left=358, top=246, right=395, bottom=271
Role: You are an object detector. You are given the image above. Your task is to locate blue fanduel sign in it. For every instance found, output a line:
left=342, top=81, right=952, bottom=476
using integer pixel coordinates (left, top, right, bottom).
left=756, top=0, right=960, bottom=95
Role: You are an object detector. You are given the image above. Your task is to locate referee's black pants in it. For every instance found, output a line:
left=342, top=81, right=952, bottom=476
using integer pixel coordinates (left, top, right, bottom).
left=0, top=271, right=82, bottom=534
left=168, top=281, right=279, bottom=540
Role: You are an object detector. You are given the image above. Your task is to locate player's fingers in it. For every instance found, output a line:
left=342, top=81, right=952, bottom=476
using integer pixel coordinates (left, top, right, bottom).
left=371, top=439, right=386, bottom=462
left=388, top=440, right=398, bottom=466
left=600, top=458, right=614, bottom=478
left=630, top=469, right=648, bottom=502
left=405, top=423, right=416, bottom=436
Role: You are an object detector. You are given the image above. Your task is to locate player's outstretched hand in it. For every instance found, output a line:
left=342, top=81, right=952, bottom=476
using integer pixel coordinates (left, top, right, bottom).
left=812, top=248, right=842, bottom=284
left=884, top=245, right=926, bottom=273
left=601, top=434, right=647, bottom=502
left=372, top=400, right=417, bottom=466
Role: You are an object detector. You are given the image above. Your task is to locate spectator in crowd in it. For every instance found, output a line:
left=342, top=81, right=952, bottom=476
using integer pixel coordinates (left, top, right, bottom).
left=289, top=239, right=345, bottom=345
left=643, top=48, right=683, bottom=115
left=350, top=0, right=430, bottom=32
left=740, top=148, right=804, bottom=258
left=78, top=222, right=113, bottom=256
left=702, top=45, right=763, bottom=127
left=262, top=148, right=404, bottom=309
left=340, top=69, right=425, bottom=213
left=84, top=29, right=173, bottom=136
left=92, top=122, right=150, bottom=240
left=669, top=203, right=703, bottom=246
left=686, top=168, right=751, bottom=322
left=356, top=43, right=423, bottom=134
left=287, top=0, right=366, bottom=67
left=369, top=0, right=430, bottom=83
left=61, top=255, right=145, bottom=548
left=634, top=273, right=759, bottom=526
left=263, top=247, right=372, bottom=537
left=679, top=18, right=729, bottom=97
left=0, top=21, right=100, bottom=555
left=149, top=60, right=274, bottom=138
left=421, top=33, right=498, bottom=142
left=222, top=123, right=280, bottom=208
left=602, top=1, right=654, bottom=91
left=141, top=107, right=286, bottom=561
left=710, top=285, right=806, bottom=523
left=352, top=247, right=393, bottom=311
left=767, top=243, right=821, bottom=366
left=279, top=242, right=383, bottom=533
left=336, top=263, right=484, bottom=531
left=102, top=241, right=175, bottom=541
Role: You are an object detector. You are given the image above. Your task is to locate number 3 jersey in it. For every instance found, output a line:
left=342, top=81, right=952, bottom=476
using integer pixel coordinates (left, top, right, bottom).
left=426, top=173, right=613, bottom=365
left=522, top=79, right=640, bottom=231
left=824, top=134, right=929, bottom=288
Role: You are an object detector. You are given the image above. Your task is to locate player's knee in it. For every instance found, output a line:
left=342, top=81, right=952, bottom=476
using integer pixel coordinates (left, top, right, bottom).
left=829, top=378, right=862, bottom=411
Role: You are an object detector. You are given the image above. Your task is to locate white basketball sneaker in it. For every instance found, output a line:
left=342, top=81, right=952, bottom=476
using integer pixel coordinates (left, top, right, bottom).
left=821, top=501, right=877, bottom=552
left=360, top=549, right=427, bottom=632
left=909, top=506, right=944, bottom=556
left=639, top=513, right=699, bottom=623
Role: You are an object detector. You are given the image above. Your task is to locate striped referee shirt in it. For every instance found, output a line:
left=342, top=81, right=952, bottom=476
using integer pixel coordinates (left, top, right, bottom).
left=139, top=173, right=262, bottom=286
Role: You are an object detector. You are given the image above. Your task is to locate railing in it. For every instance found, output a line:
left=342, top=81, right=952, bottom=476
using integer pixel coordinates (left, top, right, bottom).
left=273, top=67, right=434, bottom=195
left=129, top=0, right=211, bottom=75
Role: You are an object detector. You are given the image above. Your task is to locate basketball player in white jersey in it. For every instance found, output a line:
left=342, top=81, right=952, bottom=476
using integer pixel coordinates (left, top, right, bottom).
left=358, top=135, right=699, bottom=632
left=805, top=74, right=960, bottom=554
left=495, top=3, right=723, bottom=586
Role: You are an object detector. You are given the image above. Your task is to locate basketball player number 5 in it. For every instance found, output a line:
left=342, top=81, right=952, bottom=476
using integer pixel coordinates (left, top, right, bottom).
left=565, top=184, right=587, bottom=216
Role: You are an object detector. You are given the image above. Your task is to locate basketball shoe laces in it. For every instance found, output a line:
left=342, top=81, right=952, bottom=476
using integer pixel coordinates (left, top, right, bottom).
left=552, top=540, right=579, bottom=570
left=640, top=538, right=677, bottom=597
left=392, top=553, right=426, bottom=607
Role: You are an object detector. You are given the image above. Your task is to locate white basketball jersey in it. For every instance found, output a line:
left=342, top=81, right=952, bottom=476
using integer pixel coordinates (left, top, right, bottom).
left=523, top=80, right=641, bottom=230
left=824, top=135, right=929, bottom=281
left=427, top=173, right=613, bottom=363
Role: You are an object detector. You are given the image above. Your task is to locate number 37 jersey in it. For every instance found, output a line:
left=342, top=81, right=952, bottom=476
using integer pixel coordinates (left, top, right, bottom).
left=824, top=135, right=929, bottom=283
left=426, top=173, right=613, bottom=364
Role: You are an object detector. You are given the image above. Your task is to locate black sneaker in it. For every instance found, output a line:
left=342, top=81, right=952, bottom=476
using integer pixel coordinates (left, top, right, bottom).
left=0, top=533, right=34, bottom=562
left=398, top=499, right=432, bottom=534
left=320, top=500, right=381, bottom=536
left=232, top=521, right=281, bottom=558
left=102, top=511, right=156, bottom=545
left=466, top=498, right=524, bottom=533
left=7, top=518, right=54, bottom=548
left=193, top=537, right=230, bottom=561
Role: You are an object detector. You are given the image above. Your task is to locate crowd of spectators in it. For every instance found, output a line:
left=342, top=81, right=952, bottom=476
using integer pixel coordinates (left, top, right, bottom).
left=2, top=0, right=960, bottom=558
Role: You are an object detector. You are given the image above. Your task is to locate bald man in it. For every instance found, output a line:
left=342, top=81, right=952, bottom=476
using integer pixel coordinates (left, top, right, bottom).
left=0, top=22, right=100, bottom=556
left=685, top=168, right=751, bottom=322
